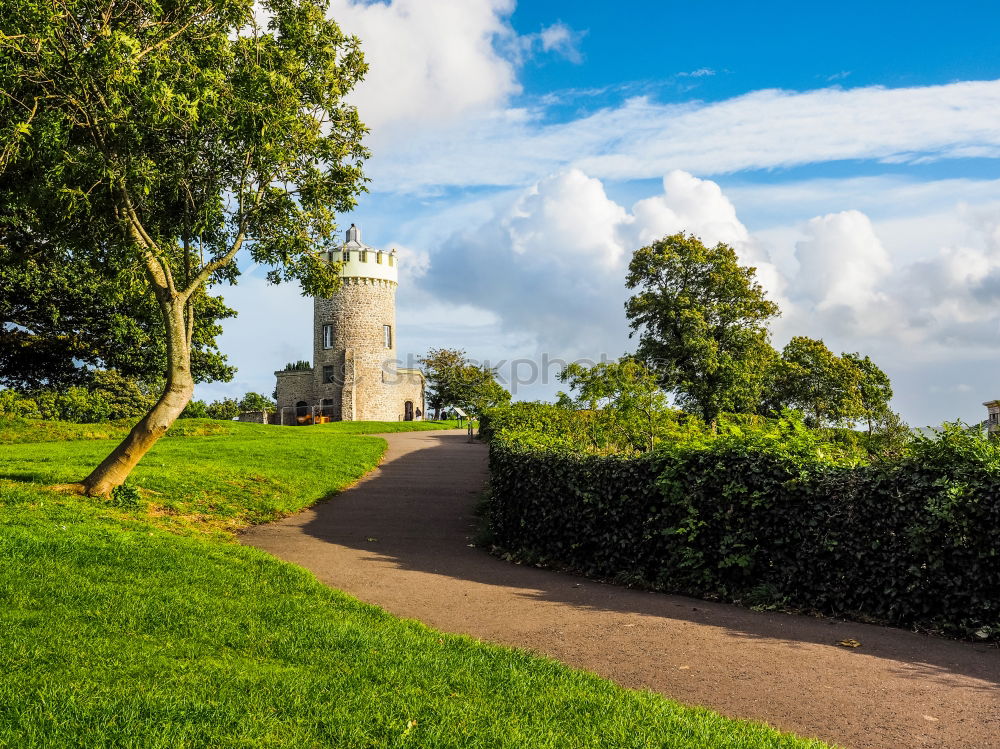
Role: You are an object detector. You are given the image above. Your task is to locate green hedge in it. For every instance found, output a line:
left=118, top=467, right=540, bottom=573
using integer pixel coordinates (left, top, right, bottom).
left=487, top=423, right=1000, bottom=641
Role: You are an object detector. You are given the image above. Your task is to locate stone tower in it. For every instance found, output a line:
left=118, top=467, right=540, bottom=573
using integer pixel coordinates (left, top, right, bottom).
left=274, top=224, right=424, bottom=423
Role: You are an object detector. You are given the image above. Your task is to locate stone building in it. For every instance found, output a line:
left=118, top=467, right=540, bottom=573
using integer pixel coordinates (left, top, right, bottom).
left=985, top=400, right=1000, bottom=438
left=274, top=225, right=425, bottom=423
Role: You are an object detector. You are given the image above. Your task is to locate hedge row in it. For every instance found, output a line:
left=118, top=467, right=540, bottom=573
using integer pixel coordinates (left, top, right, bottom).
left=487, top=427, right=1000, bottom=641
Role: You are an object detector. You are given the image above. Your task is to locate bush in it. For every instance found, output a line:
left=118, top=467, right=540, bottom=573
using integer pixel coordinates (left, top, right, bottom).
left=486, top=421, right=1000, bottom=642
left=181, top=399, right=210, bottom=418
left=205, top=398, right=240, bottom=420
left=239, top=392, right=276, bottom=412
left=481, top=402, right=869, bottom=462
left=0, top=371, right=156, bottom=424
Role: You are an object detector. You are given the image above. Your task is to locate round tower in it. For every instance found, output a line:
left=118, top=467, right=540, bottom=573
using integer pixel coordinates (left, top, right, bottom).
left=311, top=224, right=422, bottom=421
left=274, top=223, right=424, bottom=423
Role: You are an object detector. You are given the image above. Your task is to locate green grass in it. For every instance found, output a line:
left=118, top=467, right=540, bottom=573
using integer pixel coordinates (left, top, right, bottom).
left=0, top=418, right=831, bottom=748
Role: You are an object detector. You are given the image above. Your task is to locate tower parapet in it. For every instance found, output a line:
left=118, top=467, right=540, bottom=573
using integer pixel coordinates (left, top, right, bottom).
left=328, top=224, right=398, bottom=284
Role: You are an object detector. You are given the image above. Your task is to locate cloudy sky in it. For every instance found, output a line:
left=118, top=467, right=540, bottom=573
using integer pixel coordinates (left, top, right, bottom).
left=204, top=0, right=1000, bottom=428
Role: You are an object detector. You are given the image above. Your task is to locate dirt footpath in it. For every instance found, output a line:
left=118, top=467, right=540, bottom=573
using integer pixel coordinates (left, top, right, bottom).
left=241, top=430, right=1000, bottom=749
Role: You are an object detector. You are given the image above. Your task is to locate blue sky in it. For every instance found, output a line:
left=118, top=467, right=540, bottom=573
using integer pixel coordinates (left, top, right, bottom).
left=204, top=0, right=1000, bottom=428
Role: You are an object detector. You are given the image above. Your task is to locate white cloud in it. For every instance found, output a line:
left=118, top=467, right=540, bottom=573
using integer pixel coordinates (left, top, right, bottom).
left=534, top=22, right=585, bottom=64
left=333, top=0, right=520, bottom=138
left=628, top=170, right=749, bottom=248
left=367, top=79, right=1000, bottom=191
left=678, top=68, right=715, bottom=78
left=421, top=169, right=783, bottom=362
left=794, top=210, right=891, bottom=313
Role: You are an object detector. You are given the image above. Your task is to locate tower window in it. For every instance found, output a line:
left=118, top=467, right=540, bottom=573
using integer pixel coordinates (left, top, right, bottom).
left=361, top=250, right=368, bottom=262
left=342, top=250, right=350, bottom=262
left=384, top=324, right=392, bottom=349
left=388, top=255, right=394, bottom=267
left=322, top=324, right=333, bottom=349
left=376, top=251, right=383, bottom=264
left=322, top=365, right=335, bottom=384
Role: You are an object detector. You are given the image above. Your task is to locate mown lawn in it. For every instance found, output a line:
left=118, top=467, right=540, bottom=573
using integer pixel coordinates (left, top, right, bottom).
left=0, top=418, right=832, bottom=748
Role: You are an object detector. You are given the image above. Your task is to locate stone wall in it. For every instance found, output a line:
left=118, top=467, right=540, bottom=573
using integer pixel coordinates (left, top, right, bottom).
left=236, top=410, right=271, bottom=424
left=275, top=369, right=314, bottom=423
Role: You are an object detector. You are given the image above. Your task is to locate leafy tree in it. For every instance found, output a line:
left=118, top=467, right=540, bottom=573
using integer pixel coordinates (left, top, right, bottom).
left=0, top=242, right=235, bottom=390
left=180, top=399, right=210, bottom=419
left=239, top=392, right=276, bottom=412
left=770, top=339, right=896, bottom=430
left=771, top=337, right=860, bottom=426
left=559, top=357, right=671, bottom=452
left=454, top=366, right=511, bottom=414
left=206, top=398, right=240, bottom=420
left=418, top=348, right=510, bottom=415
left=419, top=348, right=471, bottom=413
left=0, top=0, right=368, bottom=494
left=842, top=352, right=893, bottom=434
left=625, top=233, right=780, bottom=423
left=282, top=361, right=313, bottom=372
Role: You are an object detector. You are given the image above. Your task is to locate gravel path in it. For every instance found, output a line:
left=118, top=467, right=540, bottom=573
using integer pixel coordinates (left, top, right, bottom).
left=241, top=429, right=1000, bottom=749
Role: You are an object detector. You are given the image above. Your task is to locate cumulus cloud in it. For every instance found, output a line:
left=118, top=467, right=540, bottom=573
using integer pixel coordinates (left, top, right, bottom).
left=332, top=0, right=520, bottom=138
left=794, top=210, right=891, bottom=313
left=367, top=79, right=1000, bottom=191
left=421, top=169, right=787, bottom=361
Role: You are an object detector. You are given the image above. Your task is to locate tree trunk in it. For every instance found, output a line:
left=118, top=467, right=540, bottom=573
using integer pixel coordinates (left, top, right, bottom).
left=81, top=298, right=193, bottom=496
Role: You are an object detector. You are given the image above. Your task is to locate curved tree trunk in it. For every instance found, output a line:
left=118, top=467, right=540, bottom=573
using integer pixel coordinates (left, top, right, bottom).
left=81, top=297, right=193, bottom=496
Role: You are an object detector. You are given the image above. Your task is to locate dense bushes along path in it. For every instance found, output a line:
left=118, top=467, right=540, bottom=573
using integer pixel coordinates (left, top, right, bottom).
left=244, top=429, right=1000, bottom=749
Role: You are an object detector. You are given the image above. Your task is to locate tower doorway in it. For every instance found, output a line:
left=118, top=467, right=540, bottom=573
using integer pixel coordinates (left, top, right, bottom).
left=404, top=400, right=414, bottom=421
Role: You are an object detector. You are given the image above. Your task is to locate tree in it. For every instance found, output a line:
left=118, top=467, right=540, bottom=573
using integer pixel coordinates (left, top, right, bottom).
left=206, top=398, right=240, bottom=420
left=559, top=357, right=671, bottom=452
left=0, top=241, right=235, bottom=390
left=625, top=233, right=780, bottom=423
left=239, top=392, right=276, bottom=412
left=842, top=352, right=893, bottom=434
left=418, top=348, right=510, bottom=415
left=771, top=337, right=862, bottom=427
left=0, top=0, right=368, bottom=494
left=419, top=348, right=471, bottom=414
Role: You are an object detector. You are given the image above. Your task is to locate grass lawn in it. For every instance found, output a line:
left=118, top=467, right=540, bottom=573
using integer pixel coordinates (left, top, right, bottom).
left=0, top=418, right=831, bottom=748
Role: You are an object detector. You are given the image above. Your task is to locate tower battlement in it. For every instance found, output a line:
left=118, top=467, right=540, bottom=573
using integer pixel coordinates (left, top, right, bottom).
left=326, top=223, right=399, bottom=284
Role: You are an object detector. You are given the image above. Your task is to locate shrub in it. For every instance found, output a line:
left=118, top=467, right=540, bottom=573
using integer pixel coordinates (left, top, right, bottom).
left=486, top=421, right=1000, bottom=642
left=110, top=483, right=142, bottom=508
left=205, top=398, right=240, bottom=420
left=181, top=399, right=210, bottom=418
left=239, top=392, right=276, bottom=412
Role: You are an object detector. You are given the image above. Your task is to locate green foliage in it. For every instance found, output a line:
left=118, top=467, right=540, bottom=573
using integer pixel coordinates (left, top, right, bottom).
left=282, top=360, right=312, bottom=371
left=180, top=399, right=210, bottom=419
left=109, top=482, right=142, bottom=508
left=239, top=392, right=275, bottom=412
left=480, top=401, right=868, bottom=462
left=843, top=351, right=894, bottom=432
left=419, top=348, right=511, bottom=414
left=205, top=398, right=240, bottom=420
left=625, top=233, right=780, bottom=422
left=560, top=358, right=675, bottom=453
left=486, top=420, right=1000, bottom=642
left=0, top=245, right=236, bottom=389
left=0, top=371, right=157, bottom=423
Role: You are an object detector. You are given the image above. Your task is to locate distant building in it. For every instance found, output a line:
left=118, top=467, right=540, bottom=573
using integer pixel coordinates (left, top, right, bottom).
left=985, top=400, right=1000, bottom=438
left=273, top=224, right=424, bottom=424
